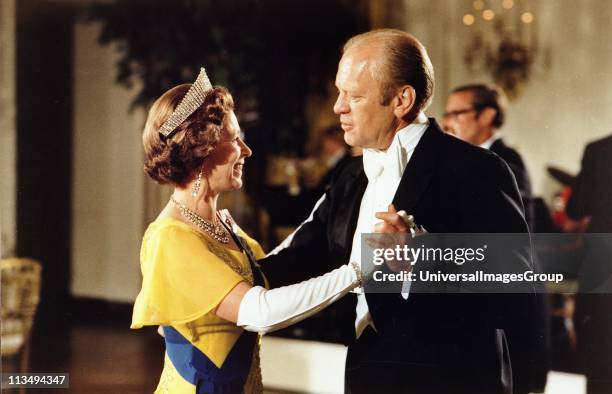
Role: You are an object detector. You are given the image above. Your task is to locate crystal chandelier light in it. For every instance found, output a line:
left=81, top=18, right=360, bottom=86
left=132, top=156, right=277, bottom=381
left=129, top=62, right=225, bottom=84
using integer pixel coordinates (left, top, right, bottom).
left=462, top=0, right=549, bottom=99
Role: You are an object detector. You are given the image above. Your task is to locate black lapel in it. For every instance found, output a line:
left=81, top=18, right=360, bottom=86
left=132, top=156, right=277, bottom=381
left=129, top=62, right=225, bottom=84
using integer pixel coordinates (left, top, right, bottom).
left=392, top=118, right=442, bottom=214
left=331, top=163, right=368, bottom=260
left=489, top=138, right=505, bottom=154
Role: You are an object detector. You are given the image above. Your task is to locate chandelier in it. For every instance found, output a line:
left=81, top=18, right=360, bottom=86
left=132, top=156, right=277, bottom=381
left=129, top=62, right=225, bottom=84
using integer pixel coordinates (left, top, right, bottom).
left=462, top=0, right=548, bottom=99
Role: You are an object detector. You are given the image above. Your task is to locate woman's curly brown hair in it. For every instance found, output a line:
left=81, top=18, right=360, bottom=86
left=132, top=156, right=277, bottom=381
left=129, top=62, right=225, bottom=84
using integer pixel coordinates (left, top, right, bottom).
left=142, top=85, right=234, bottom=187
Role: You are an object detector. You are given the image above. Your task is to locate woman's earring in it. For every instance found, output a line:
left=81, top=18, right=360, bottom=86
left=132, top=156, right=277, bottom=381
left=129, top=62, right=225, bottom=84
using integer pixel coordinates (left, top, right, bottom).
left=191, top=170, right=202, bottom=197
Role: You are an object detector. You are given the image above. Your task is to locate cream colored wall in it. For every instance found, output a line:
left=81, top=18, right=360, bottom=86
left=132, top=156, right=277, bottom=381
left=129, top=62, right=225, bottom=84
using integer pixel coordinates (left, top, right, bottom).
left=403, top=0, right=612, bottom=199
left=0, top=0, right=16, bottom=258
left=71, top=21, right=146, bottom=302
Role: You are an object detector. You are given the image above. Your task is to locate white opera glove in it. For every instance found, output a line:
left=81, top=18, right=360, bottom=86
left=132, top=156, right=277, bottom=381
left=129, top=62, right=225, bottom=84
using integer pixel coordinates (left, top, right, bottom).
left=237, top=262, right=362, bottom=334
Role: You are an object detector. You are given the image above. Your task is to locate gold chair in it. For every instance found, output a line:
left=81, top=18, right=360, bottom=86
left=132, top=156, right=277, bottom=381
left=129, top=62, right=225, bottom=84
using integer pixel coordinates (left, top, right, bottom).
left=1, top=258, right=42, bottom=374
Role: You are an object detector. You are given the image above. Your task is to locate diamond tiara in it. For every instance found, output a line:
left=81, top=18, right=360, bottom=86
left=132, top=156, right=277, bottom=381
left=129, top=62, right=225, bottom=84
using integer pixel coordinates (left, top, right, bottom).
left=158, top=67, right=213, bottom=138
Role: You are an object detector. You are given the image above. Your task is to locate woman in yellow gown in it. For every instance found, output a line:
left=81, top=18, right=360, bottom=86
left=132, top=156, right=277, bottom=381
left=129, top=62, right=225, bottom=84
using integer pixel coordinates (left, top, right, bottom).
left=131, top=68, right=363, bottom=394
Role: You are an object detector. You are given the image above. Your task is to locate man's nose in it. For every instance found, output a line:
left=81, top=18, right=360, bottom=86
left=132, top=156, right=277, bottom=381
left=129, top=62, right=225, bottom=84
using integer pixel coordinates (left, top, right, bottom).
left=333, top=94, right=348, bottom=114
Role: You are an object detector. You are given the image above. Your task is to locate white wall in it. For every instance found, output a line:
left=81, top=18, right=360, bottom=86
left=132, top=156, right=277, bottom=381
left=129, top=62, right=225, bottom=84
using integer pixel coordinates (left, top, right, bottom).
left=403, top=0, right=612, bottom=199
left=507, top=0, right=612, bottom=197
left=0, top=0, right=16, bottom=258
left=261, top=337, right=347, bottom=394
left=71, top=21, right=146, bottom=302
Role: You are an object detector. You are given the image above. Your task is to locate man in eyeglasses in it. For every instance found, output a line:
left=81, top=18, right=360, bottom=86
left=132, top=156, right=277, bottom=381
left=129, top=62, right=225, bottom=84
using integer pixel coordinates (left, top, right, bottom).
left=443, top=83, right=548, bottom=394
left=442, top=83, right=532, bottom=201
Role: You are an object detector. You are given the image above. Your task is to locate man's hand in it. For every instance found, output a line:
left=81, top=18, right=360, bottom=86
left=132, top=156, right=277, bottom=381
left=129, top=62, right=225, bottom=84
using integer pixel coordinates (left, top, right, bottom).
left=374, top=204, right=409, bottom=233
left=371, top=205, right=414, bottom=273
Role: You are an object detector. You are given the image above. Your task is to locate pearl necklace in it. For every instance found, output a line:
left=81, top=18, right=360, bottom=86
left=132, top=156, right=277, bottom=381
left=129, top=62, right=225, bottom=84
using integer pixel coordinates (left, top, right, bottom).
left=170, top=197, right=230, bottom=244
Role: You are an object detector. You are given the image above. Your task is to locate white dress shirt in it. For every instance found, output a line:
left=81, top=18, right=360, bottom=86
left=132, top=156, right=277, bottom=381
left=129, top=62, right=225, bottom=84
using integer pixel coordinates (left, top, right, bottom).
left=351, top=113, right=429, bottom=338
left=479, top=132, right=502, bottom=150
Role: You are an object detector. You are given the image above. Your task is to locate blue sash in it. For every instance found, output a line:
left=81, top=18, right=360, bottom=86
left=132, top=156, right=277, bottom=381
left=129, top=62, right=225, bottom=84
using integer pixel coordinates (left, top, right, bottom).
left=163, top=326, right=256, bottom=394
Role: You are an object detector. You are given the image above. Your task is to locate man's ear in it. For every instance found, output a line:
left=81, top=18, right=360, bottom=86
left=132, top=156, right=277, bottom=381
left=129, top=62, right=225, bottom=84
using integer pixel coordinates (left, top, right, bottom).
left=477, top=107, right=497, bottom=127
left=393, top=86, right=416, bottom=119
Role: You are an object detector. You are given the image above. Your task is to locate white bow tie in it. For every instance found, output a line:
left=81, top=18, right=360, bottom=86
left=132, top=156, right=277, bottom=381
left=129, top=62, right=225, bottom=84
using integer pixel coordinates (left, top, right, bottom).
left=362, top=137, right=405, bottom=182
left=361, top=113, right=429, bottom=183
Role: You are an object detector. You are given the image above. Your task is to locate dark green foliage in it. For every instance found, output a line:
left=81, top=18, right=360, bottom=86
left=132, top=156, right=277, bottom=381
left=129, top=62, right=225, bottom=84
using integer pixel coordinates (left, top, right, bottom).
left=87, top=0, right=368, bottom=154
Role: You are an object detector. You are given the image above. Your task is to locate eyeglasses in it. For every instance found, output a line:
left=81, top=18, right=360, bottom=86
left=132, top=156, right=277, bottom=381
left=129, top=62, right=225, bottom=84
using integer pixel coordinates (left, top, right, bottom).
left=442, top=108, right=479, bottom=120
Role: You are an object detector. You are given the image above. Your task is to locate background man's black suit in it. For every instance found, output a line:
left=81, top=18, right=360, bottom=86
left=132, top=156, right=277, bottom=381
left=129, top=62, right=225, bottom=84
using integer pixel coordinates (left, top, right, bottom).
left=566, top=134, right=612, bottom=394
left=262, top=120, right=537, bottom=394
left=489, top=138, right=532, bottom=198
left=567, top=134, right=612, bottom=232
